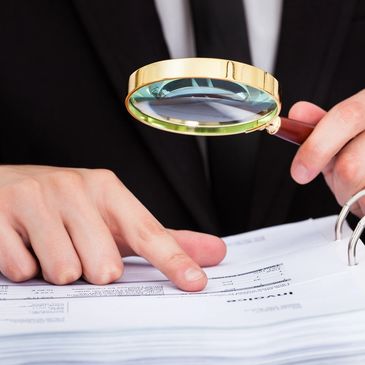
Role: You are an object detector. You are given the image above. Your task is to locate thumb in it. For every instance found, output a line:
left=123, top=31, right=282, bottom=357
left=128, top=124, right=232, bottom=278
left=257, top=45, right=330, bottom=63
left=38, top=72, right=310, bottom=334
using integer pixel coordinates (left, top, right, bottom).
left=288, top=101, right=327, bottom=125
left=289, top=101, right=327, bottom=185
left=167, top=229, right=226, bottom=267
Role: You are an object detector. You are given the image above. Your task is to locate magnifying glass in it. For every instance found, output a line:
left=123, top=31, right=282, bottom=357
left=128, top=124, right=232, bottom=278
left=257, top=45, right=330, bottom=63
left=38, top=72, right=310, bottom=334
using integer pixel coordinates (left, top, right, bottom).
left=125, top=58, right=313, bottom=145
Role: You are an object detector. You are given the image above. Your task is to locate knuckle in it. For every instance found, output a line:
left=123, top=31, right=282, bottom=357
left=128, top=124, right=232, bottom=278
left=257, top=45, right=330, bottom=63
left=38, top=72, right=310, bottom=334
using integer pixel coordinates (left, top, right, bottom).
left=335, top=100, right=365, bottom=130
left=91, top=169, right=119, bottom=185
left=85, top=263, right=123, bottom=285
left=14, top=178, right=43, bottom=201
left=6, top=180, right=50, bottom=220
left=300, top=142, right=327, bottom=168
left=1, top=179, right=44, bottom=211
left=3, top=262, right=37, bottom=283
left=136, top=219, right=168, bottom=246
left=85, top=169, right=122, bottom=205
left=49, top=170, right=84, bottom=191
left=166, top=253, right=190, bottom=267
left=334, top=152, right=359, bottom=188
left=133, top=219, right=170, bottom=259
left=46, top=263, right=82, bottom=285
left=95, top=168, right=117, bottom=180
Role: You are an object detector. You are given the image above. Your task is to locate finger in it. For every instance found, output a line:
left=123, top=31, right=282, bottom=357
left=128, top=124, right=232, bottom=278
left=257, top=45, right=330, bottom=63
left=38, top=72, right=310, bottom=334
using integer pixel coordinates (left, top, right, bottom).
left=104, top=184, right=207, bottom=292
left=0, top=217, right=39, bottom=282
left=167, top=229, right=226, bottom=267
left=328, top=130, right=365, bottom=216
left=112, top=229, right=226, bottom=268
left=288, top=101, right=326, bottom=125
left=19, top=204, right=82, bottom=285
left=291, top=90, right=365, bottom=184
left=61, top=197, right=123, bottom=285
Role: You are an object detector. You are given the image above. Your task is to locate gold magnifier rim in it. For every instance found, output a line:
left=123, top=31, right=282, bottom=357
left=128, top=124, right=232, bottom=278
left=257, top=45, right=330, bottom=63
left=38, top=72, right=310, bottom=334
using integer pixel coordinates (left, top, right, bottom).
left=125, top=57, right=281, bottom=136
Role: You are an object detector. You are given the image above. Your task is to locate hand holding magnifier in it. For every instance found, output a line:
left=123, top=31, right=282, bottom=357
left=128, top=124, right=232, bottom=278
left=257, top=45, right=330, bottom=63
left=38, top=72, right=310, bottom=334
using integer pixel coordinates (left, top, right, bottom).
left=125, top=58, right=313, bottom=144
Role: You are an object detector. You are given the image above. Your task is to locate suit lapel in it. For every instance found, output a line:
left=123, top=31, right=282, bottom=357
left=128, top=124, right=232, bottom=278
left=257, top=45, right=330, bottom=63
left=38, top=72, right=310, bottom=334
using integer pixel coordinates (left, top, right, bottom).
left=249, top=0, right=357, bottom=228
left=72, top=0, right=219, bottom=233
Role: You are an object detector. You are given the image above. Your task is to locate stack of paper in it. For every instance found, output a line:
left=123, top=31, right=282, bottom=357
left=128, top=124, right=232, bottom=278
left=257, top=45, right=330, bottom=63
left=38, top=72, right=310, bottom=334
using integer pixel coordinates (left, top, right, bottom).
left=1, top=216, right=365, bottom=364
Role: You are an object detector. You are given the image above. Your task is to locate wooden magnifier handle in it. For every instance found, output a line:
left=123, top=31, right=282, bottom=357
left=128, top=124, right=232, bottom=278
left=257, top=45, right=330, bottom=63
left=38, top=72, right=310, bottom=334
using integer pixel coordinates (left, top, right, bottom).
left=274, top=117, right=315, bottom=145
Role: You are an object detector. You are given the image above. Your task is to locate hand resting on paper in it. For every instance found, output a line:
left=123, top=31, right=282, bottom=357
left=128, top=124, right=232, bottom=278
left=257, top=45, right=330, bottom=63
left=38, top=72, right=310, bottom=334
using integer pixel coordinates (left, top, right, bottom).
left=0, top=165, right=226, bottom=291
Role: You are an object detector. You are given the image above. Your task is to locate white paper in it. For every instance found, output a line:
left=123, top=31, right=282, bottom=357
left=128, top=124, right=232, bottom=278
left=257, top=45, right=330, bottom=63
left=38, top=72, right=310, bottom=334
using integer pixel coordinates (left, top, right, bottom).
left=1, top=216, right=365, bottom=365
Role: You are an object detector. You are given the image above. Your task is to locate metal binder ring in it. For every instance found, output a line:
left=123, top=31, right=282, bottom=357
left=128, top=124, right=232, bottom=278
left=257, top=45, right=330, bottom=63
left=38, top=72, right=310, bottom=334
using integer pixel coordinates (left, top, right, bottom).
left=335, top=188, right=365, bottom=266
left=335, top=189, right=365, bottom=240
left=348, top=216, right=365, bottom=266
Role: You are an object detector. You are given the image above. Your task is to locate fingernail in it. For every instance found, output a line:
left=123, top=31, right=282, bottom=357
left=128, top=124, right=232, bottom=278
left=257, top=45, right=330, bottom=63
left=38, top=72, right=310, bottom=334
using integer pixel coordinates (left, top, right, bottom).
left=293, top=163, right=311, bottom=184
left=184, top=267, right=205, bottom=282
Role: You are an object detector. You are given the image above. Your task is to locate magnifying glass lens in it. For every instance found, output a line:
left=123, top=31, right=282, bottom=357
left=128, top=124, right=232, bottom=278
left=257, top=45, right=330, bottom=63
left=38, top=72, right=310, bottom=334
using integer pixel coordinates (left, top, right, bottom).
left=129, top=78, right=278, bottom=134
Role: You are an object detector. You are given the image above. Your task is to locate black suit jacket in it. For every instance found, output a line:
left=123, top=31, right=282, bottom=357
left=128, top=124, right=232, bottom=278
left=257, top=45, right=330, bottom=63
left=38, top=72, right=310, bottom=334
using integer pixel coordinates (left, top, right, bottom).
left=0, top=0, right=364, bottom=236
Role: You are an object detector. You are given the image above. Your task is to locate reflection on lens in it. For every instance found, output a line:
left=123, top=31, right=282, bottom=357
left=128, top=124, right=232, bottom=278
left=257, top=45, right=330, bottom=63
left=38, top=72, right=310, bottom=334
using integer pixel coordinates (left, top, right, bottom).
left=129, top=78, right=277, bottom=128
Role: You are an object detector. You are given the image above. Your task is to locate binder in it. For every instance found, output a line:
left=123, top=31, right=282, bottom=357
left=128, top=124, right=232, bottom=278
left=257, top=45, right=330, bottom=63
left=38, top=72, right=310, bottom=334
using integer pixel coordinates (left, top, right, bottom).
left=1, top=191, right=365, bottom=364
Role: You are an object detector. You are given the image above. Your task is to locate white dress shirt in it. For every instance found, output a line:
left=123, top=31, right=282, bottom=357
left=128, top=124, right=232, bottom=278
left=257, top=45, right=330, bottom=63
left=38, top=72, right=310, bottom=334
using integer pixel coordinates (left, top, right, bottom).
left=154, top=0, right=283, bottom=73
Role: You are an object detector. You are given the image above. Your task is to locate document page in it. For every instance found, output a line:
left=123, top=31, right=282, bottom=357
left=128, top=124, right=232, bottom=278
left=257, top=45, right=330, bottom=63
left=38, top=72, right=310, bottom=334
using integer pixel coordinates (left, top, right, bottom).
left=1, top=216, right=365, bottom=365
